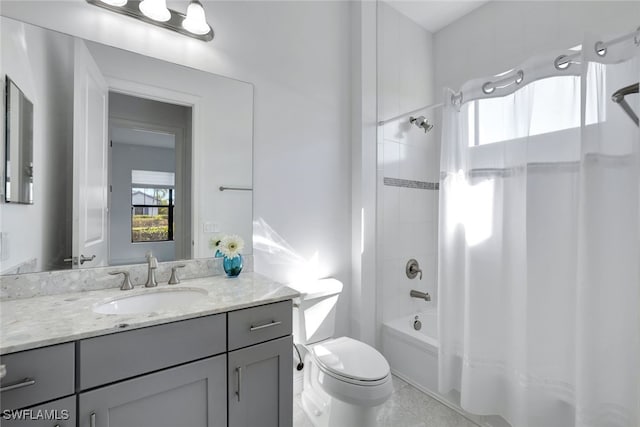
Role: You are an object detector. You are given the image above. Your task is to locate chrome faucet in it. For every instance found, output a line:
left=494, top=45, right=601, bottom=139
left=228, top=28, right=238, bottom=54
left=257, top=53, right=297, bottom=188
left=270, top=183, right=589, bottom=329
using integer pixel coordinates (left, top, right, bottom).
left=168, top=264, right=186, bottom=285
left=145, top=252, right=158, bottom=288
left=410, top=289, right=431, bottom=302
left=109, top=271, right=134, bottom=290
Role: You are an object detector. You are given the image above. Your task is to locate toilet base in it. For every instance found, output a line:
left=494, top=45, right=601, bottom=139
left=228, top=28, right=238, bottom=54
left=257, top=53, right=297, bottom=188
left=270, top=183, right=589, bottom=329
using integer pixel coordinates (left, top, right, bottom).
left=301, top=384, right=382, bottom=427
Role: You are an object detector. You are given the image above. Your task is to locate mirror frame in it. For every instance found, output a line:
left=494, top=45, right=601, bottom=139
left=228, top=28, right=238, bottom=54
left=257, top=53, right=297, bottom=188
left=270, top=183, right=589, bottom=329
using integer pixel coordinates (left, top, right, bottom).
left=4, top=75, right=34, bottom=204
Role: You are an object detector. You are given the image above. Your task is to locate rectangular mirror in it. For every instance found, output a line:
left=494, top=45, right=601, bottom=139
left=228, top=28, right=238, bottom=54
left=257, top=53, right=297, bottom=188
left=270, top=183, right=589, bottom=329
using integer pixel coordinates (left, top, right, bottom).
left=4, top=77, right=34, bottom=204
left=0, top=16, right=253, bottom=275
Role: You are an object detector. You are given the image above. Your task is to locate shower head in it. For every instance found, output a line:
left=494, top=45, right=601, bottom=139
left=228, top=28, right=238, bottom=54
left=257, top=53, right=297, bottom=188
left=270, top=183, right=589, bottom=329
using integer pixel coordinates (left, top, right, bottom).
left=409, top=116, right=434, bottom=133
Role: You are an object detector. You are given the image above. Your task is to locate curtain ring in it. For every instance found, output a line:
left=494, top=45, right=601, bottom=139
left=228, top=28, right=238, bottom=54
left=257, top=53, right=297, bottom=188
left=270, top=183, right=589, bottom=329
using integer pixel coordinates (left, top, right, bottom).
left=482, top=82, right=495, bottom=95
left=514, top=70, right=524, bottom=85
left=554, top=55, right=571, bottom=70
left=595, top=41, right=607, bottom=57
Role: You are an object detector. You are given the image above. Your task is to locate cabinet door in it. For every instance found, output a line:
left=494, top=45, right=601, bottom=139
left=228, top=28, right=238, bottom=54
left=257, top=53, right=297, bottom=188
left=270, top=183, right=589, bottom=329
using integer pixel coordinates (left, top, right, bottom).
left=79, top=355, right=226, bottom=427
left=228, top=335, right=293, bottom=427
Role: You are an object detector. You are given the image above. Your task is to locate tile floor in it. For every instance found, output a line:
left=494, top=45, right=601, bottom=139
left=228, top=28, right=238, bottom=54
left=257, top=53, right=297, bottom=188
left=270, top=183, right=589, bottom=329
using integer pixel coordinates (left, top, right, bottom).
left=294, top=375, right=480, bottom=427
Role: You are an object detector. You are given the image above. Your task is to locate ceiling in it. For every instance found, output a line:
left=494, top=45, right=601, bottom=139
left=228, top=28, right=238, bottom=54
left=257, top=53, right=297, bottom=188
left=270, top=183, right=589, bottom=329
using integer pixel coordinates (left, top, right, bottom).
left=384, top=1, right=490, bottom=33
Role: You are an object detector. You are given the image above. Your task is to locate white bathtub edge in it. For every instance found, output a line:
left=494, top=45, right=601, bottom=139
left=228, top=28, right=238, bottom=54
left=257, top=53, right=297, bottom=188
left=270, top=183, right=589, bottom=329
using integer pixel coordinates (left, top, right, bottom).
left=382, top=322, right=438, bottom=356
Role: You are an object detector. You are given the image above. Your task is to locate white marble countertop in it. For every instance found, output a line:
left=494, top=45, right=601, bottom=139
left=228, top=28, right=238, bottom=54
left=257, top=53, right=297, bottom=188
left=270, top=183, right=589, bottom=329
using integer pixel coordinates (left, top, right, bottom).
left=0, top=273, right=298, bottom=355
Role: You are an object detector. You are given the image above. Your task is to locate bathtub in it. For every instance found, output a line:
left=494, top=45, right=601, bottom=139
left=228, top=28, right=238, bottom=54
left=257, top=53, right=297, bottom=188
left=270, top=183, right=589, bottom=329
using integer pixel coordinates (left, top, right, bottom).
left=382, top=308, right=439, bottom=393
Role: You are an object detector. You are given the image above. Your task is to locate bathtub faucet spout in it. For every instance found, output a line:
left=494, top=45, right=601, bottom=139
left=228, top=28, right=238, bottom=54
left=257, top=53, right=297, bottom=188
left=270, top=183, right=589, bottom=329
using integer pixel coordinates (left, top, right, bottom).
left=410, top=289, right=431, bottom=302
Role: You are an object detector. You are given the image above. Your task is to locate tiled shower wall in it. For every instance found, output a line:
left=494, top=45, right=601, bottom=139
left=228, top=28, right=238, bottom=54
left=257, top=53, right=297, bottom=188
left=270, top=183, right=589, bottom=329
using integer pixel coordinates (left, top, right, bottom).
left=378, top=113, right=440, bottom=323
left=377, top=2, right=440, bottom=325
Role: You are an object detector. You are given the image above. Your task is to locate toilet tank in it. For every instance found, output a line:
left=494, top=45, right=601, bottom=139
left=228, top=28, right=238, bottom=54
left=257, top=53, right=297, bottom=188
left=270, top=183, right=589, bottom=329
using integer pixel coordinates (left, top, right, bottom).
left=288, top=278, right=343, bottom=345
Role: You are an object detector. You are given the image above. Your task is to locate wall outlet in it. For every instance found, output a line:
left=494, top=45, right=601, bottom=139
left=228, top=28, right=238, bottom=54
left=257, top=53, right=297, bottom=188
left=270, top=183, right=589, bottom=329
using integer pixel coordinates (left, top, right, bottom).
left=202, top=222, right=220, bottom=233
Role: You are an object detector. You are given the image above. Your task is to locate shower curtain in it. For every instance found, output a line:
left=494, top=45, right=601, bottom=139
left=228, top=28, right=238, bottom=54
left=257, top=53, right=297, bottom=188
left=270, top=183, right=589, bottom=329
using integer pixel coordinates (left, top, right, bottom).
left=438, top=32, right=639, bottom=427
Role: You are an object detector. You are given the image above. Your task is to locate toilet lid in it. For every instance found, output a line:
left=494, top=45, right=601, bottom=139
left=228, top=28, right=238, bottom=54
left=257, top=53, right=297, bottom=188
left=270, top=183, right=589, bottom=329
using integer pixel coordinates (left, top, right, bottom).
left=311, top=337, right=390, bottom=382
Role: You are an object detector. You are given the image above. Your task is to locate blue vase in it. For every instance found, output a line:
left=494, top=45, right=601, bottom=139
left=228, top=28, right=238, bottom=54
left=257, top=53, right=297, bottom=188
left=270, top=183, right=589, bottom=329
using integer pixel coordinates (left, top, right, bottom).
left=223, top=254, right=243, bottom=278
left=214, top=249, right=224, bottom=258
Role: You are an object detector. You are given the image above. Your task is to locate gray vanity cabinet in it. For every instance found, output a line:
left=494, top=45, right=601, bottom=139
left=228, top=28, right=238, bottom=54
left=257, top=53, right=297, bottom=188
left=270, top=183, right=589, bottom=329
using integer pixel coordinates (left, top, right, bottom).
left=78, top=354, right=227, bottom=427
left=1, top=299, right=293, bottom=427
left=228, top=335, right=293, bottom=427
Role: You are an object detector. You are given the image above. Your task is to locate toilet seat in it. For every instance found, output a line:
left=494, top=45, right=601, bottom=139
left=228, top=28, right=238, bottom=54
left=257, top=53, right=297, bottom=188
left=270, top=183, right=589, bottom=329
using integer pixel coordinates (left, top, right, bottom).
left=310, top=336, right=390, bottom=385
left=305, top=337, right=393, bottom=407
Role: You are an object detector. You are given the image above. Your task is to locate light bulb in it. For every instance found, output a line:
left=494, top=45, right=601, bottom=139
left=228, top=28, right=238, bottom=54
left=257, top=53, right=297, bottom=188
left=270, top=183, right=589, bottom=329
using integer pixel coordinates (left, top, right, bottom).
left=100, top=0, right=127, bottom=6
left=139, top=0, right=171, bottom=22
left=182, top=0, right=210, bottom=35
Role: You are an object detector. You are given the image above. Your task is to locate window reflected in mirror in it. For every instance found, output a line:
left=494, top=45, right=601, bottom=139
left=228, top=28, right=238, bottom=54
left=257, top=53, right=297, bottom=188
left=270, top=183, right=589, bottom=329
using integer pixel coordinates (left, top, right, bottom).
left=131, top=172, right=176, bottom=243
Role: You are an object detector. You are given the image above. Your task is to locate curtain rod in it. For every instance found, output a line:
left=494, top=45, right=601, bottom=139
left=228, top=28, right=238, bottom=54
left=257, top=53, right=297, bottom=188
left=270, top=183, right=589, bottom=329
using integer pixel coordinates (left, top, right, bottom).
left=378, top=102, right=443, bottom=126
left=480, top=27, right=640, bottom=95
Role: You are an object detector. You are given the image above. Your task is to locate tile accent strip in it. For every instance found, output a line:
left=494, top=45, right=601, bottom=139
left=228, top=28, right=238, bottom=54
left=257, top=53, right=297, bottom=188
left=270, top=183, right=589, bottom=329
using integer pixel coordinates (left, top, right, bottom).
left=384, top=177, right=439, bottom=190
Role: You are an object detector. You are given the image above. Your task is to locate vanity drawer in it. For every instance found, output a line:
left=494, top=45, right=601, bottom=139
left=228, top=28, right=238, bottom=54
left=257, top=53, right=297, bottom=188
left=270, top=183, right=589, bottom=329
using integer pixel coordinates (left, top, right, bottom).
left=0, top=343, right=75, bottom=410
left=78, top=314, right=226, bottom=390
left=1, top=395, right=76, bottom=427
left=228, top=300, right=292, bottom=350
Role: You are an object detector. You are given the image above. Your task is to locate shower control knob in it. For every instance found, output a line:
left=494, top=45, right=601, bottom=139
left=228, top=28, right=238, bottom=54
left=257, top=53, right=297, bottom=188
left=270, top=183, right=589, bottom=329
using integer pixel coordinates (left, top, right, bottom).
left=406, top=259, right=423, bottom=280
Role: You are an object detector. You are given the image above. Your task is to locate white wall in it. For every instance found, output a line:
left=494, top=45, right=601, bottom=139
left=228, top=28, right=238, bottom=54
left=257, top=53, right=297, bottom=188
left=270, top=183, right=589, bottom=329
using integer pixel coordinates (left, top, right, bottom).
left=378, top=1, right=434, bottom=121
left=0, top=1, right=353, bottom=336
left=434, top=1, right=640, bottom=94
left=0, top=18, right=74, bottom=274
left=377, top=2, right=438, bottom=325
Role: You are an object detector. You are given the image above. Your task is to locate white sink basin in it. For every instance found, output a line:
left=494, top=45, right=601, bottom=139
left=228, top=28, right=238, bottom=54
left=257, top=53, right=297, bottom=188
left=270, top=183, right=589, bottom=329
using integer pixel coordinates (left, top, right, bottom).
left=93, top=288, right=208, bottom=315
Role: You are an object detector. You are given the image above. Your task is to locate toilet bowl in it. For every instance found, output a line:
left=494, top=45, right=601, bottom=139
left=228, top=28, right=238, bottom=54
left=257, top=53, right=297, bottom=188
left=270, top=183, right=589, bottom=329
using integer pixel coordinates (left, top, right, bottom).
left=288, top=279, right=393, bottom=427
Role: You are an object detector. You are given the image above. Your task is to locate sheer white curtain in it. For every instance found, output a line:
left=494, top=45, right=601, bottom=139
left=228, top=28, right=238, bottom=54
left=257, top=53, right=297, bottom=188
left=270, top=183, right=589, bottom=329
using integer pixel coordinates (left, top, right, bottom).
left=438, top=32, right=639, bottom=427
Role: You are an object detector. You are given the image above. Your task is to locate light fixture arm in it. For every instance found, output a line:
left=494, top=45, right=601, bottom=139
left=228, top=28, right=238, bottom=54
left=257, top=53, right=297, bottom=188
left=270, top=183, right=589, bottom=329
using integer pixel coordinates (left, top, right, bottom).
left=86, top=0, right=214, bottom=42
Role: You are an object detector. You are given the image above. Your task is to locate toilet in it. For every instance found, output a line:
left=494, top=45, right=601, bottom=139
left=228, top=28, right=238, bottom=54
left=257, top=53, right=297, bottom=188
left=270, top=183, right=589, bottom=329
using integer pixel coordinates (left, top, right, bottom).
left=288, top=279, right=393, bottom=427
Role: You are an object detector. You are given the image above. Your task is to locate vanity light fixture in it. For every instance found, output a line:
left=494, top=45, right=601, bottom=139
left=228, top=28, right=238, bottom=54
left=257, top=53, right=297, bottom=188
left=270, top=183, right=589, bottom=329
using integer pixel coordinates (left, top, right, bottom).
left=87, top=0, right=214, bottom=42
left=100, top=0, right=128, bottom=6
left=139, top=0, right=171, bottom=22
left=183, top=0, right=210, bottom=35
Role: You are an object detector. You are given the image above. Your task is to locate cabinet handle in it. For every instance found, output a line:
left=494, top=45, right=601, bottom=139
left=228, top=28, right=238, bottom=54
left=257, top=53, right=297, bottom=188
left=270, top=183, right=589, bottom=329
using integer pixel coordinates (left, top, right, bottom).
left=90, top=412, right=96, bottom=427
left=0, top=377, right=36, bottom=392
left=235, top=367, right=242, bottom=402
left=249, top=320, right=282, bottom=332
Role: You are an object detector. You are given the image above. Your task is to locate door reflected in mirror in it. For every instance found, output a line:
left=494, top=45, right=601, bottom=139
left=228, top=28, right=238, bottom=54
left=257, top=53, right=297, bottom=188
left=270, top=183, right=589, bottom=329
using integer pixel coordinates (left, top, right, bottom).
left=109, top=92, right=191, bottom=266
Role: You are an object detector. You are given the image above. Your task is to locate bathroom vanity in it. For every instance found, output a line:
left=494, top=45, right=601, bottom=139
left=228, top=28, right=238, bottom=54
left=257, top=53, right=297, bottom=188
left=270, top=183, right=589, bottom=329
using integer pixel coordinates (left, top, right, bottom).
left=0, top=273, right=296, bottom=427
